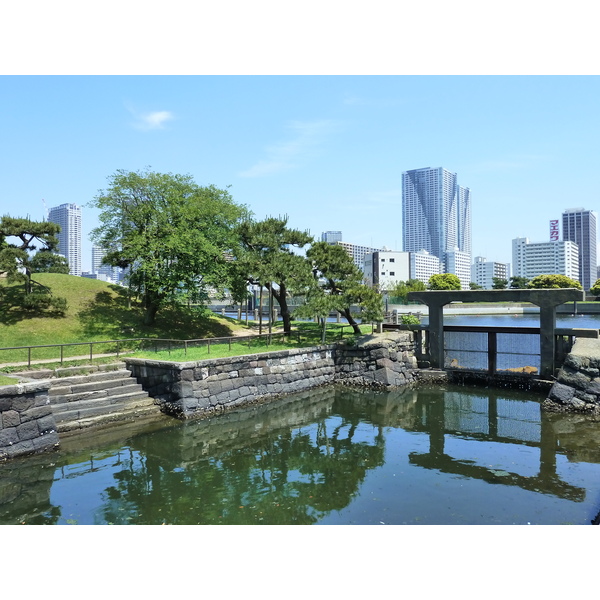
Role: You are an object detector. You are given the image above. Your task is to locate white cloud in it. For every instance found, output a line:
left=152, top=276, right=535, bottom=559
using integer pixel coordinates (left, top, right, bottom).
left=239, top=119, right=339, bottom=177
left=126, top=103, right=175, bottom=130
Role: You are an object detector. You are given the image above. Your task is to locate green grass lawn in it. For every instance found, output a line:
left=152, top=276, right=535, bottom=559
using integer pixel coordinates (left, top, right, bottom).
left=0, top=275, right=373, bottom=368
left=0, top=274, right=252, bottom=365
left=131, top=322, right=372, bottom=362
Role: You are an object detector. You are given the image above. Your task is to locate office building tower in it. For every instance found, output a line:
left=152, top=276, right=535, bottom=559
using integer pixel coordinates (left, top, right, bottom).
left=410, top=250, right=442, bottom=285
left=321, top=231, right=342, bottom=244
left=562, top=208, right=597, bottom=291
left=336, top=241, right=381, bottom=272
left=446, top=249, right=472, bottom=290
left=402, top=167, right=472, bottom=279
left=47, top=203, right=81, bottom=276
left=363, top=250, right=443, bottom=289
left=471, top=256, right=511, bottom=289
left=512, top=237, right=579, bottom=281
left=92, top=245, right=121, bottom=283
left=363, top=251, right=410, bottom=290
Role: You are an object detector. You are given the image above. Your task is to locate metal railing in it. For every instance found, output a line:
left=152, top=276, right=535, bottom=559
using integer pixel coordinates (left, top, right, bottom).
left=0, top=332, right=292, bottom=368
left=0, top=326, right=359, bottom=368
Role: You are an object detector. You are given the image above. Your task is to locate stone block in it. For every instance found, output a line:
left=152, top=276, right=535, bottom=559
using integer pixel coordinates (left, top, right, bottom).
left=37, top=415, right=57, bottom=434
left=16, top=420, right=40, bottom=442
left=585, top=379, right=600, bottom=396
left=20, top=405, right=53, bottom=423
left=0, top=427, right=18, bottom=447
left=1, top=410, right=20, bottom=428
left=32, top=431, right=59, bottom=451
left=548, top=382, right=575, bottom=404
left=558, top=366, right=591, bottom=391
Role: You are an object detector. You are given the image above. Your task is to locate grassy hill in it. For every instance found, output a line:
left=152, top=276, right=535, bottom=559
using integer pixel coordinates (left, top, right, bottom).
left=0, top=273, right=250, bottom=364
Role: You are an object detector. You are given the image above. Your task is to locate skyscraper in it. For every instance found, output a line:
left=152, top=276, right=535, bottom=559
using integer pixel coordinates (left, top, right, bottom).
left=321, top=231, right=342, bottom=244
left=402, top=167, right=471, bottom=281
left=47, top=203, right=81, bottom=276
left=562, top=208, right=597, bottom=291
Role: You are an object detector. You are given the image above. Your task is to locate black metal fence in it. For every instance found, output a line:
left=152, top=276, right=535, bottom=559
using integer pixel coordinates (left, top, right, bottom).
left=386, top=323, right=598, bottom=377
left=0, top=332, right=294, bottom=368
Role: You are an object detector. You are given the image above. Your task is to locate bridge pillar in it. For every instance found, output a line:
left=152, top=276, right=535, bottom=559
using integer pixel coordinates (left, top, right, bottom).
left=407, top=288, right=585, bottom=378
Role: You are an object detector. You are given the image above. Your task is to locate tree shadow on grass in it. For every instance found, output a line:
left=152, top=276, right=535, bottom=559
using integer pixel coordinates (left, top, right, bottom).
left=0, top=284, right=66, bottom=325
left=76, top=285, right=236, bottom=340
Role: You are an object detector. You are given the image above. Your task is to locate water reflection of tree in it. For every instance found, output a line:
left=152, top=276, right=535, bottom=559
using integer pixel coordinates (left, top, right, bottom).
left=96, top=390, right=386, bottom=525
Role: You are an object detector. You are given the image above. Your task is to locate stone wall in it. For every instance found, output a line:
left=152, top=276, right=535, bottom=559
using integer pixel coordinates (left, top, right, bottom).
left=545, top=338, right=600, bottom=413
left=0, top=381, right=59, bottom=461
left=125, top=331, right=419, bottom=419
left=335, top=332, right=418, bottom=387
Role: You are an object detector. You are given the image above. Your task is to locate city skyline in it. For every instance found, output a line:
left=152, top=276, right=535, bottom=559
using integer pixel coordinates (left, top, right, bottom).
left=2, top=76, right=600, bottom=273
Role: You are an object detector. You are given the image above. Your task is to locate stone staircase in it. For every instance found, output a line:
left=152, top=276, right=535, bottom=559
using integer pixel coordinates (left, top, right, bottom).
left=44, top=365, right=160, bottom=433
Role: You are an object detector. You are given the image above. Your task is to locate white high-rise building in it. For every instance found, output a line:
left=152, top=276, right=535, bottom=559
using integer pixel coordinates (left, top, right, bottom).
left=363, top=251, right=410, bottom=290
left=336, top=241, right=381, bottom=272
left=364, top=249, right=442, bottom=288
left=47, top=203, right=81, bottom=276
left=562, top=208, right=597, bottom=291
left=402, top=167, right=472, bottom=279
left=410, top=250, right=442, bottom=285
left=512, top=237, right=579, bottom=282
left=92, top=245, right=120, bottom=283
left=471, top=256, right=511, bottom=289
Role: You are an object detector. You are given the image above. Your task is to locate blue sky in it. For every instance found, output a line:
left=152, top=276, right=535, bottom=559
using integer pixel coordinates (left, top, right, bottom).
left=2, top=75, right=599, bottom=272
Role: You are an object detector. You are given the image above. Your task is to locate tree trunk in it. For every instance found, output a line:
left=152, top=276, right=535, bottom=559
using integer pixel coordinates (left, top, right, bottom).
left=144, top=298, right=160, bottom=325
left=269, top=282, right=292, bottom=334
left=342, top=307, right=362, bottom=335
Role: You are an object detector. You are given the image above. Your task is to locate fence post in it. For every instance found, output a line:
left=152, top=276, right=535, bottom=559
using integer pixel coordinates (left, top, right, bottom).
left=60, top=345, right=64, bottom=365
left=207, top=339, right=211, bottom=354
left=184, top=340, right=188, bottom=356
left=90, top=343, right=93, bottom=362
left=28, top=346, right=31, bottom=367
left=488, top=331, right=497, bottom=374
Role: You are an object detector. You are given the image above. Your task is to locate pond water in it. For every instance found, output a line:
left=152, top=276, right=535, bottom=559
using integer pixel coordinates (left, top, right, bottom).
left=2, top=383, right=600, bottom=525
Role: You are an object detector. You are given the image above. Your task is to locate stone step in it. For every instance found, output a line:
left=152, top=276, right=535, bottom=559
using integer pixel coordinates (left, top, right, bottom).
left=53, top=395, right=158, bottom=425
left=52, top=391, right=155, bottom=419
left=56, top=401, right=161, bottom=433
left=50, top=381, right=149, bottom=405
left=47, top=369, right=139, bottom=391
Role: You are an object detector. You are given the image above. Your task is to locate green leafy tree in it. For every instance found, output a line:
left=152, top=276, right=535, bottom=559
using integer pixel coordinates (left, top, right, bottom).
left=234, top=216, right=314, bottom=335
left=469, top=282, right=483, bottom=290
left=428, top=273, right=461, bottom=290
left=509, top=276, right=530, bottom=289
left=390, top=278, right=427, bottom=302
left=89, top=169, right=248, bottom=325
left=527, top=274, right=582, bottom=290
left=589, top=279, right=600, bottom=297
left=0, top=216, right=67, bottom=314
left=29, top=249, right=70, bottom=274
left=302, top=241, right=384, bottom=336
left=492, top=277, right=508, bottom=289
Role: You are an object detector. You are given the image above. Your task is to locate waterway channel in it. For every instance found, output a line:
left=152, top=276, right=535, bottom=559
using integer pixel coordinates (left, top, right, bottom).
left=2, top=382, right=599, bottom=525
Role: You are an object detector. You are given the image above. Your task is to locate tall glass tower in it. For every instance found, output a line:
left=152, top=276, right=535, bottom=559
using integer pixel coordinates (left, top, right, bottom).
left=402, top=167, right=472, bottom=283
left=48, top=203, right=81, bottom=276
left=562, top=207, right=597, bottom=291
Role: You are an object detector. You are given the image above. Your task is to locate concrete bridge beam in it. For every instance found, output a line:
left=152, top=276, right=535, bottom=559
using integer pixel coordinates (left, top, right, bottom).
left=407, top=288, right=585, bottom=379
